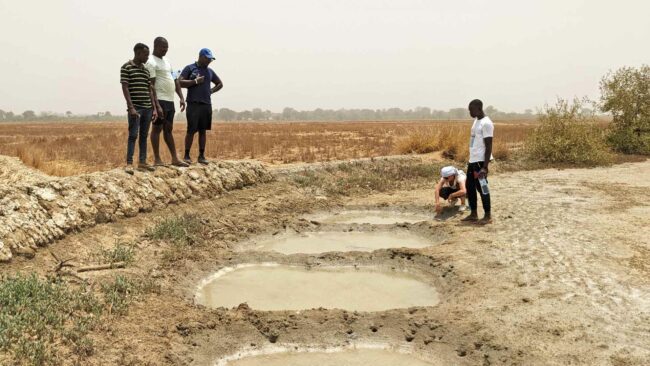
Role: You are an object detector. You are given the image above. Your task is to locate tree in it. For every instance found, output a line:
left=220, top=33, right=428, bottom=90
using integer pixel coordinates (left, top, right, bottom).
left=0, top=110, right=5, bottom=120
left=65, top=111, right=73, bottom=118
left=22, top=110, right=36, bottom=120
left=216, top=108, right=237, bottom=121
left=600, top=65, right=650, bottom=154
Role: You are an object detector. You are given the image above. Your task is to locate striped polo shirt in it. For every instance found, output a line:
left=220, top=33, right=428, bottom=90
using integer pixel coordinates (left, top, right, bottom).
left=120, top=60, right=152, bottom=108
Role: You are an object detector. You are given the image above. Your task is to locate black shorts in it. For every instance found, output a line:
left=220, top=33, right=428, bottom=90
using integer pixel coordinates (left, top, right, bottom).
left=153, top=100, right=176, bottom=126
left=186, top=102, right=212, bottom=133
left=440, top=187, right=461, bottom=200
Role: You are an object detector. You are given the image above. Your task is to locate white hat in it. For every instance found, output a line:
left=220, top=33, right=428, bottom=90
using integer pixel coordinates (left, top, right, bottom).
left=441, top=166, right=457, bottom=178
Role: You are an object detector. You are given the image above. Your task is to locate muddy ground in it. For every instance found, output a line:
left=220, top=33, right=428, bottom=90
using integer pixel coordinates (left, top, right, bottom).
left=1, top=157, right=649, bottom=366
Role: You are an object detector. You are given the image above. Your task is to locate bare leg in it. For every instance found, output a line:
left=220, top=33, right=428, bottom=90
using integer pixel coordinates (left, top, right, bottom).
left=198, top=130, right=207, bottom=156
left=184, top=131, right=195, bottom=160
left=150, top=124, right=163, bottom=165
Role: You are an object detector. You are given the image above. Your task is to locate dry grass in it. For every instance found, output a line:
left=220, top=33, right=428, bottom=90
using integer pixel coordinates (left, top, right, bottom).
left=395, top=122, right=533, bottom=161
left=0, top=120, right=536, bottom=176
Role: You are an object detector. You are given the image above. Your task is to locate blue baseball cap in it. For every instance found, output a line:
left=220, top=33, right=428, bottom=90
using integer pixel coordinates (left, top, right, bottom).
left=199, top=48, right=215, bottom=60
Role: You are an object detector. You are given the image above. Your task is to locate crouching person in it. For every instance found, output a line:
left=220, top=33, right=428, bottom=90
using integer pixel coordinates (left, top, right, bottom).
left=435, top=166, right=467, bottom=214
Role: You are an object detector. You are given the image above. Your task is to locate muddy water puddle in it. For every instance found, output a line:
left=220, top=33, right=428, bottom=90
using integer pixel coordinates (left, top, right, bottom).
left=250, top=231, right=435, bottom=254
left=223, top=349, right=436, bottom=366
left=306, top=209, right=431, bottom=225
left=196, top=264, right=439, bottom=311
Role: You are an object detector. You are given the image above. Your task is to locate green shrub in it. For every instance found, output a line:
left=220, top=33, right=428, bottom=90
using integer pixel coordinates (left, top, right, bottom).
left=525, top=98, right=613, bottom=166
left=600, top=65, right=650, bottom=154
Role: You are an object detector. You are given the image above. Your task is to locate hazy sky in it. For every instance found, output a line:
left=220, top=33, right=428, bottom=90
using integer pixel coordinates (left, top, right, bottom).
left=0, top=0, right=648, bottom=115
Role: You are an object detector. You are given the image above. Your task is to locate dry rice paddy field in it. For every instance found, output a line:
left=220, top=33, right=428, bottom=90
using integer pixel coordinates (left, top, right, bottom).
left=0, top=120, right=535, bottom=176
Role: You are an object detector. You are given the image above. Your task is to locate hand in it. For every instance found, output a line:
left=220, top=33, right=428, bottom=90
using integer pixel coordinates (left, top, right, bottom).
left=195, top=75, right=205, bottom=84
left=435, top=203, right=442, bottom=214
left=156, top=106, right=164, bottom=119
left=179, top=99, right=186, bottom=112
left=128, top=106, right=139, bottom=118
left=152, top=109, right=158, bottom=121
left=479, top=167, right=488, bottom=179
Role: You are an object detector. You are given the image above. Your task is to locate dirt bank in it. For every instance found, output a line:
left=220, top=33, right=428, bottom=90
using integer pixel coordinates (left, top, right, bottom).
left=1, top=157, right=648, bottom=365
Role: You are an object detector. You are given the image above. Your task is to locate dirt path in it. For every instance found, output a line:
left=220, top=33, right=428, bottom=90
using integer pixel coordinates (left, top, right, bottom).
left=1, top=159, right=649, bottom=365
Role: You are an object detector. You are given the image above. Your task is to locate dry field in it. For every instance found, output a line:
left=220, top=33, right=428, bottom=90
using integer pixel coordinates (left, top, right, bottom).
left=0, top=120, right=536, bottom=176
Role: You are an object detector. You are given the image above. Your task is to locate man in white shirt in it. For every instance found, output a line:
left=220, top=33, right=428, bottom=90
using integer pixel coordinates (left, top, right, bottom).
left=462, top=99, right=493, bottom=224
left=147, top=37, right=189, bottom=167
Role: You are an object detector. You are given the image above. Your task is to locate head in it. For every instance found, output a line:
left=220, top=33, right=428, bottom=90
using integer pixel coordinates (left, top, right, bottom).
left=197, top=48, right=216, bottom=66
left=468, top=99, right=484, bottom=119
left=133, top=43, right=150, bottom=63
left=441, top=166, right=457, bottom=183
left=153, top=37, right=168, bottom=57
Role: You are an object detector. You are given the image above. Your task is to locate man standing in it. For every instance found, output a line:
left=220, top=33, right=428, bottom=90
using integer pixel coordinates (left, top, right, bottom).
left=120, top=43, right=157, bottom=174
left=147, top=37, right=189, bottom=167
left=462, top=99, right=493, bottom=224
left=179, top=48, right=223, bottom=164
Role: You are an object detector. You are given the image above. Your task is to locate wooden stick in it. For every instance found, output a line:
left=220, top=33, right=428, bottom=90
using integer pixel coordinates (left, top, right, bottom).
left=77, top=262, right=126, bottom=273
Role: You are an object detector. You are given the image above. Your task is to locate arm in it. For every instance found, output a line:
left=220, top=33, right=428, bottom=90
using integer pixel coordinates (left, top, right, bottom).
left=434, top=179, right=443, bottom=205
left=175, top=79, right=186, bottom=112
left=121, top=82, right=138, bottom=117
left=211, top=72, right=223, bottom=94
left=482, top=137, right=493, bottom=173
left=179, top=76, right=200, bottom=88
left=150, top=78, right=163, bottom=115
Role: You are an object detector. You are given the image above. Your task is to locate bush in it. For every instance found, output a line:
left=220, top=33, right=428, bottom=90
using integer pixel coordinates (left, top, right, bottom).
left=600, top=65, right=650, bottom=154
left=524, top=98, right=613, bottom=166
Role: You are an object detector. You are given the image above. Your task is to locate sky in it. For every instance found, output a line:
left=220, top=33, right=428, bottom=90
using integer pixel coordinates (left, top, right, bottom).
left=0, top=0, right=648, bottom=115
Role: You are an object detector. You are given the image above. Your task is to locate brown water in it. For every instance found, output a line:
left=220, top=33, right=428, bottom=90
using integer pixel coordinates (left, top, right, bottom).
left=306, top=210, right=431, bottom=225
left=196, top=265, right=439, bottom=311
left=225, top=349, right=436, bottom=366
left=251, top=231, right=434, bottom=254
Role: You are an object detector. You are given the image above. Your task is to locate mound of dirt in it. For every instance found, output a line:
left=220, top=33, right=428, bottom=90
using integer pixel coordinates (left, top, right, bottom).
left=0, top=156, right=273, bottom=262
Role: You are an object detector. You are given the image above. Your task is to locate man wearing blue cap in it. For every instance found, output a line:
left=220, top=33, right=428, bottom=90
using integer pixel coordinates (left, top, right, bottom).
left=179, top=48, right=223, bottom=164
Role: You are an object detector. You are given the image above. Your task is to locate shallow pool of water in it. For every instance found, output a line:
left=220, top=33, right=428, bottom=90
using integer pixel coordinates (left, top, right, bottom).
left=251, top=231, right=434, bottom=254
left=306, top=210, right=431, bottom=225
left=196, top=265, right=439, bottom=311
left=225, top=349, right=436, bottom=366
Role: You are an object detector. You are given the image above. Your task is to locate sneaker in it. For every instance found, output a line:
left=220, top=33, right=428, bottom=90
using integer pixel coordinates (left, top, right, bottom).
left=124, top=165, right=134, bottom=175
left=137, top=163, right=156, bottom=172
left=198, top=156, right=209, bottom=165
left=458, top=205, right=467, bottom=213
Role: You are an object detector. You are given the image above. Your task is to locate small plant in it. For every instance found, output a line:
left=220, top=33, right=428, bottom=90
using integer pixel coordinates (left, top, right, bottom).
left=0, top=274, right=103, bottom=365
left=100, top=275, right=141, bottom=316
left=146, top=214, right=202, bottom=246
left=524, top=98, right=613, bottom=166
left=97, top=241, right=135, bottom=264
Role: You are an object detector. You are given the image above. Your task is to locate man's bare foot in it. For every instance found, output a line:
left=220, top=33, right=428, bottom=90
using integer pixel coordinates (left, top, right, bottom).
left=172, top=159, right=190, bottom=167
left=461, top=212, right=479, bottom=222
left=477, top=215, right=493, bottom=225
left=154, top=159, right=166, bottom=167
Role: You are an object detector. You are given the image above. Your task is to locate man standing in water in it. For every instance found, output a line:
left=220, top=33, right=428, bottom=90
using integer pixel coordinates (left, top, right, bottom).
left=462, top=99, right=493, bottom=224
left=147, top=37, right=189, bottom=167
left=120, top=43, right=157, bottom=174
left=178, top=48, right=223, bottom=164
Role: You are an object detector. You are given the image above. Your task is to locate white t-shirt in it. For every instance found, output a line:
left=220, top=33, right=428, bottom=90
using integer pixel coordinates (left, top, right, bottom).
left=441, top=170, right=466, bottom=190
left=146, top=56, right=176, bottom=102
left=469, top=116, right=495, bottom=163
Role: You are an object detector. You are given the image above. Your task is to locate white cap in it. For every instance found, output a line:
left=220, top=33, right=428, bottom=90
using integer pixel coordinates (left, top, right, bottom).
left=441, top=166, right=457, bottom=178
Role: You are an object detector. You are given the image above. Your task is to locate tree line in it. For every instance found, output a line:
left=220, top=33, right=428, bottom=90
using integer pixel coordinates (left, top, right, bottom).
left=0, top=106, right=537, bottom=122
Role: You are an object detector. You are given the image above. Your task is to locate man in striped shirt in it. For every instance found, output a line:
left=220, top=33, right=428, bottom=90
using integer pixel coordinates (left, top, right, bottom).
left=120, top=43, right=158, bottom=174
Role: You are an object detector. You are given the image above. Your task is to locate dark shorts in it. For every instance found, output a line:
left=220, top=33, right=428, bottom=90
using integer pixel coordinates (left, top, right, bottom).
left=153, top=100, right=176, bottom=126
left=440, top=186, right=461, bottom=200
left=186, top=102, right=212, bottom=133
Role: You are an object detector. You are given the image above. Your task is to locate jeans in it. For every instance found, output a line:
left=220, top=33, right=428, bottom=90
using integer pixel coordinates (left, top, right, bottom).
left=126, top=108, right=152, bottom=164
left=466, top=162, right=491, bottom=214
